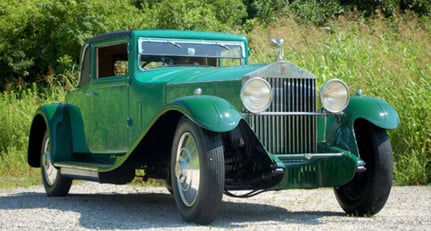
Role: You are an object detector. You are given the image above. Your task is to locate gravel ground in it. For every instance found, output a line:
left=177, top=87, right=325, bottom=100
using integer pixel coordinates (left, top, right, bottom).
left=0, top=182, right=430, bottom=230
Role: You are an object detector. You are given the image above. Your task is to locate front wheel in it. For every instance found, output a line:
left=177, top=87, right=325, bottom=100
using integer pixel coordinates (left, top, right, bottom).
left=335, top=121, right=393, bottom=216
left=170, top=118, right=225, bottom=225
left=41, top=130, right=72, bottom=196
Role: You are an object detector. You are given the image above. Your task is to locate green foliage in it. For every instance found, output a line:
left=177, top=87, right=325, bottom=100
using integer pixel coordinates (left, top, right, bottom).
left=243, top=0, right=290, bottom=24
left=0, top=84, right=66, bottom=188
left=343, top=0, right=431, bottom=17
left=139, top=0, right=247, bottom=31
left=391, top=78, right=431, bottom=185
left=0, top=0, right=142, bottom=90
left=245, top=0, right=430, bottom=27
left=401, top=0, right=431, bottom=15
left=289, top=0, right=345, bottom=26
left=1, top=0, right=429, bottom=89
left=342, top=0, right=399, bottom=17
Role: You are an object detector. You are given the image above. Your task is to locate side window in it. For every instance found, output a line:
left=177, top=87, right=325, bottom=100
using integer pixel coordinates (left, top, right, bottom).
left=96, top=43, right=128, bottom=78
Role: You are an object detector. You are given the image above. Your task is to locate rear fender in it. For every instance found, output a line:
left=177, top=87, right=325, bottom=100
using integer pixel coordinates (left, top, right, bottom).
left=166, top=95, right=242, bottom=132
left=27, top=103, right=88, bottom=167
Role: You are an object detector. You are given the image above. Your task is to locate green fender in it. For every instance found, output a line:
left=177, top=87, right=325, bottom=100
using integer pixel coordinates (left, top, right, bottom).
left=167, top=95, right=242, bottom=132
left=324, top=95, right=399, bottom=155
left=343, top=95, right=400, bottom=129
left=29, top=103, right=89, bottom=166
left=36, top=103, right=62, bottom=122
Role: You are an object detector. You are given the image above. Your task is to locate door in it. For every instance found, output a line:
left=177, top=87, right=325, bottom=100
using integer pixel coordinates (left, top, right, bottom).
left=86, top=42, right=130, bottom=153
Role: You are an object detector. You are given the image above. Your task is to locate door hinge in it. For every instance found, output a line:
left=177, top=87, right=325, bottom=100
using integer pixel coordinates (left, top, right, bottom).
left=126, top=117, right=133, bottom=127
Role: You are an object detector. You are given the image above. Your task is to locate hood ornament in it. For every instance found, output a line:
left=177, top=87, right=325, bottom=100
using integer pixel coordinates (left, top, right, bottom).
left=270, top=38, right=284, bottom=62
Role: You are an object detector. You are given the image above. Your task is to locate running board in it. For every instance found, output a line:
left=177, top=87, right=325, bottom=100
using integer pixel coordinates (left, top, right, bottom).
left=56, top=161, right=110, bottom=182
left=60, top=167, right=99, bottom=181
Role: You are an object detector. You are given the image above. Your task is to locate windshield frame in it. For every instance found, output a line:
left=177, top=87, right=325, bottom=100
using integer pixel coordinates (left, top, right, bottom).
left=137, top=37, right=246, bottom=69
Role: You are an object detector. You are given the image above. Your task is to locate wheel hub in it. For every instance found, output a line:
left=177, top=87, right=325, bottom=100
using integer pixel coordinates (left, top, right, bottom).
left=41, top=137, right=58, bottom=186
left=175, top=132, right=200, bottom=207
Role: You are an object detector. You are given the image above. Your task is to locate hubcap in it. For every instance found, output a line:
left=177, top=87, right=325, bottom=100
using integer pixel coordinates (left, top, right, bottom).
left=41, top=136, right=58, bottom=186
left=175, top=132, right=200, bottom=207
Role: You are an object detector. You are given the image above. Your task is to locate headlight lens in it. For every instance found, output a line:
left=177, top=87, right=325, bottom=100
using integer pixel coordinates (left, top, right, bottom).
left=320, top=79, right=349, bottom=113
left=240, top=77, right=272, bottom=113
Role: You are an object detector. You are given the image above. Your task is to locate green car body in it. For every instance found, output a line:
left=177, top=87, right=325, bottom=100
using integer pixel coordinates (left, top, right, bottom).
left=27, top=30, right=399, bottom=224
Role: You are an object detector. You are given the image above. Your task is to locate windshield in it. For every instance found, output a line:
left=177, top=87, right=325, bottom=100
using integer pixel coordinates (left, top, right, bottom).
left=138, top=38, right=246, bottom=68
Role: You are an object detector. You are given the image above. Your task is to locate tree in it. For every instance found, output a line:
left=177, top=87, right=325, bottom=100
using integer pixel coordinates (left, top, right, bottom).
left=139, top=0, right=247, bottom=31
left=0, top=0, right=142, bottom=89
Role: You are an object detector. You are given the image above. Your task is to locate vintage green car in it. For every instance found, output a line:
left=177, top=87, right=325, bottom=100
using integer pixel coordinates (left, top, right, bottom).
left=27, top=30, right=399, bottom=224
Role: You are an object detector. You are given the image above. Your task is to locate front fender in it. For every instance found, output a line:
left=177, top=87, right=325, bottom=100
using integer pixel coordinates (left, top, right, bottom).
left=167, top=95, right=242, bottom=132
left=344, top=95, right=399, bottom=129
left=324, top=96, right=399, bottom=156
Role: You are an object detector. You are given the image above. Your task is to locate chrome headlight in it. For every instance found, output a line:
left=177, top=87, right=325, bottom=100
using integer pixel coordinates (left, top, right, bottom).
left=320, top=79, right=349, bottom=113
left=240, top=77, right=272, bottom=113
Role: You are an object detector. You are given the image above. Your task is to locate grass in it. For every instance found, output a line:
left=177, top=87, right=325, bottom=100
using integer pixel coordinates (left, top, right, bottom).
left=0, top=84, right=66, bottom=189
left=0, top=13, right=430, bottom=188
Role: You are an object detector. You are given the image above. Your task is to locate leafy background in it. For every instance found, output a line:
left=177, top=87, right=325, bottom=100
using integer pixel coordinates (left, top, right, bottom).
left=0, top=0, right=430, bottom=188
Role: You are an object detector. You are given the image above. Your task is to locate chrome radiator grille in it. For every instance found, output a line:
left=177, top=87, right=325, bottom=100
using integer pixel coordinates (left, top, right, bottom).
left=249, top=77, right=317, bottom=154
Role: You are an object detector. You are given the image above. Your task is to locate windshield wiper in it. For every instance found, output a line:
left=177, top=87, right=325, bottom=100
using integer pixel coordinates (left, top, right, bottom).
left=216, top=42, right=230, bottom=50
left=167, top=40, right=182, bottom=48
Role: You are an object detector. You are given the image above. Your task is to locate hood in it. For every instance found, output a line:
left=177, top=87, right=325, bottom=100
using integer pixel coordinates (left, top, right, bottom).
left=136, top=61, right=316, bottom=111
left=134, top=61, right=315, bottom=84
left=134, top=65, right=265, bottom=84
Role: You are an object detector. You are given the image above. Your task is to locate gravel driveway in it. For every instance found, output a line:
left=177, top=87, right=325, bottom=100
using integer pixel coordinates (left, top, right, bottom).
left=0, top=182, right=429, bottom=230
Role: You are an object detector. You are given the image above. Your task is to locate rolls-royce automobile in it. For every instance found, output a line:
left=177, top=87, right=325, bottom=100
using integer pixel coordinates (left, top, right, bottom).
left=27, top=30, right=399, bottom=224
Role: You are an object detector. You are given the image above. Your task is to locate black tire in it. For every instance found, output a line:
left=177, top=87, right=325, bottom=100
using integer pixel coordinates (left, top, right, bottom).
left=165, top=178, right=173, bottom=194
left=170, top=118, right=225, bottom=225
left=335, top=121, right=393, bottom=216
left=41, top=130, right=72, bottom=196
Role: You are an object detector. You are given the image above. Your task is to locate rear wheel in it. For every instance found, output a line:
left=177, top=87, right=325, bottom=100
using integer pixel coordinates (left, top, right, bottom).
left=335, top=121, right=393, bottom=216
left=170, top=118, right=224, bottom=225
left=41, top=131, right=72, bottom=196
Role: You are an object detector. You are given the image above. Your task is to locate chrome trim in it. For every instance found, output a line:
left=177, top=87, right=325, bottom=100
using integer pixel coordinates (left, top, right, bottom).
left=270, top=38, right=284, bottom=61
left=276, top=153, right=343, bottom=160
left=175, top=131, right=200, bottom=207
left=241, top=77, right=273, bottom=113
left=246, top=111, right=343, bottom=116
left=249, top=77, right=318, bottom=154
left=356, top=166, right=367, bottom=172
left=41, top=137, right=58, bottom=186
left=320, top=79, right=350, bottom=113
left=60, top=167, right=99, bottom=179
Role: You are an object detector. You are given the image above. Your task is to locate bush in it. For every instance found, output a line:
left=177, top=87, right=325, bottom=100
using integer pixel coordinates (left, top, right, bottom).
left=0, top=0, right=143, bottom=90
left=139, top=0, right=247, bottom=31
left=400, top=0, right=431, bottom=16
left=289, top=0, right=345, bottom=26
